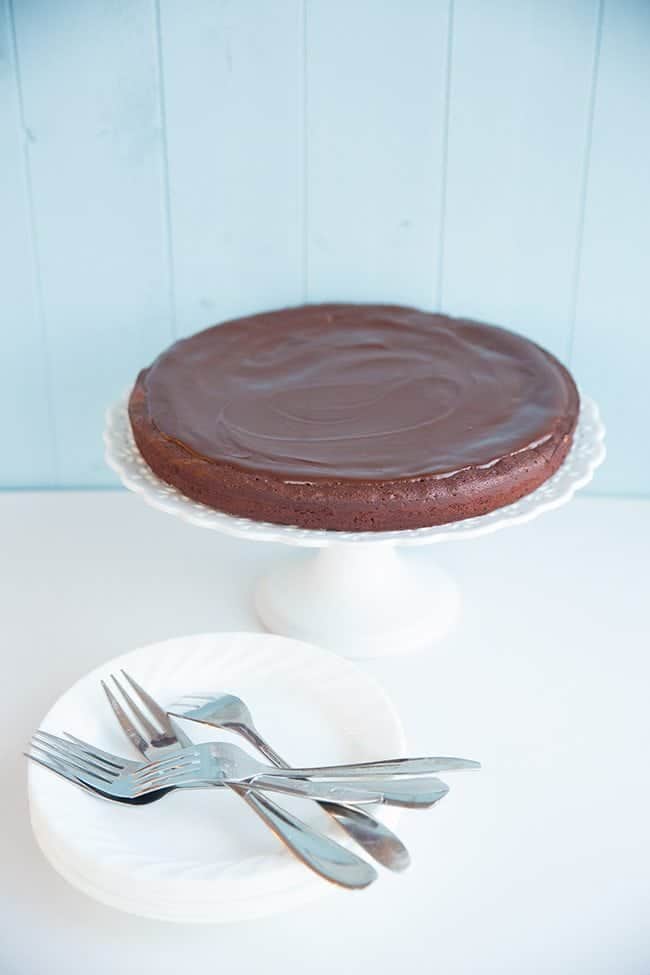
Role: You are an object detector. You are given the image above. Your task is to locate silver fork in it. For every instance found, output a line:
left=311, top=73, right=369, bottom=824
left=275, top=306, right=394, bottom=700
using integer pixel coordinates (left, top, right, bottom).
left=169, top=692, right=477, bottom=809
left=113, top=671, right=412, bottom=871
left=170, top=693, right=480, bottom=777
left=27, top=731, right=377, bottom=889
left=27, top=731, right=163, bottom=804
left=106, top=677, right=451, bottom=805
left=102, top=672, right=379, bottom=888
left=27, top=730, right=383, bottom=802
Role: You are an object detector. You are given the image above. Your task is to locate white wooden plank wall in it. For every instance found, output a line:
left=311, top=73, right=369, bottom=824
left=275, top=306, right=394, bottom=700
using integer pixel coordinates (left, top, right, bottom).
left=305, top=0, right=451, bottom=306
left=0, top=0, right=54, bottom=484
left=442, top=0, right=601, bottom=362
left=159, top=0, right=304, bottom=337
left=6, top=0, right=172, bottom=485
left=571, top=0, right=650, bottom=497
left=0, top=0, right=647, bottom=495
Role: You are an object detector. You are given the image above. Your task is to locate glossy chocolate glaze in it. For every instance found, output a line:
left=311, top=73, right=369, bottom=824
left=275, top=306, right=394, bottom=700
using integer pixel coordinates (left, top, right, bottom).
left=144, top=304, right=577, bottom=482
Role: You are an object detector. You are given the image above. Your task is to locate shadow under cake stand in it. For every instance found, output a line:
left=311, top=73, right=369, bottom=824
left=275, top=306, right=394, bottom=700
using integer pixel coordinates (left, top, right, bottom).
left=105, top=396, right=605, bottom=658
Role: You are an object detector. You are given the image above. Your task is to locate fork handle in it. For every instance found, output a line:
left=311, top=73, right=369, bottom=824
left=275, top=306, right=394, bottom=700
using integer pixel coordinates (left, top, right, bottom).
left=243, top=775, right=383, bottom=805
left=238, top=727, right=478, bottom=779
left=239, top=725, right=410, bottom=872
left=252, top=757, right=480, bottom=779
left=226, top=783, right=377, bottom=889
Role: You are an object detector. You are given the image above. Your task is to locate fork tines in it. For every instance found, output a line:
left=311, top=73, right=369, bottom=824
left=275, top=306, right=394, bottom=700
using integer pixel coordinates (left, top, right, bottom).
left=101, top=670, right=179, bottom=752
left=26, top=731, right=126, bottom=788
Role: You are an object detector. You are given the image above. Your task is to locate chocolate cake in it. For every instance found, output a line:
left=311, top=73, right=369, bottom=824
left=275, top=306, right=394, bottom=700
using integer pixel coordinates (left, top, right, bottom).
left=128, top=304, right=579, bottom=531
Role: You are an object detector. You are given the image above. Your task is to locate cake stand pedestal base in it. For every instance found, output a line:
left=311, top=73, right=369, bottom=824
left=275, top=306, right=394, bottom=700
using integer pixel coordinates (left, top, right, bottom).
left=106, top=394, right=604, bottom=659
left=254, top=544, right=461, bottom=657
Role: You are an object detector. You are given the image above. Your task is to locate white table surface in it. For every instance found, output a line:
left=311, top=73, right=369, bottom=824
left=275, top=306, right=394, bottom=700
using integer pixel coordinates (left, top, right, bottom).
left=1, top=490, right=648, bottom=974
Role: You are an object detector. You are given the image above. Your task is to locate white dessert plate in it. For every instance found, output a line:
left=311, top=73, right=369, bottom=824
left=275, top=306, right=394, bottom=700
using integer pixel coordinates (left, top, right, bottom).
left=28, top=632, right=405, bottom=923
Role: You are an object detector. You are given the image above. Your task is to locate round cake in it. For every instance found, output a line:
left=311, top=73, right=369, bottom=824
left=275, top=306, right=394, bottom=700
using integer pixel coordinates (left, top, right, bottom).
left=128, top=304, right=579, bottom=532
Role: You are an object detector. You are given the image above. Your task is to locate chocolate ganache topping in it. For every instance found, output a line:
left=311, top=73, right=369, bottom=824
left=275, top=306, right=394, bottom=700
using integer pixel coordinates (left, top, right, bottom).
left=143, top=304, right=576, bottom=482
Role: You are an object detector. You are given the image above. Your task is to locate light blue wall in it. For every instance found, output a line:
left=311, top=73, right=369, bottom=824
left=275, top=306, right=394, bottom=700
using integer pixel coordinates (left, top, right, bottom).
left=1, top=0, right=647, bottom=494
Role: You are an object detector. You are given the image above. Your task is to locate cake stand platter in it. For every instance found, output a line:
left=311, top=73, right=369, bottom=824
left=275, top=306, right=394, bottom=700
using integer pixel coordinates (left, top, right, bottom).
left=105, top=395, right=605, bottom=658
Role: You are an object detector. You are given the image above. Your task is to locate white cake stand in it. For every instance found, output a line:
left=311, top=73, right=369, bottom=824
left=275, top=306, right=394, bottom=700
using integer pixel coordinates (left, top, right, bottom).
left=105, top=396, right=605, bottom=657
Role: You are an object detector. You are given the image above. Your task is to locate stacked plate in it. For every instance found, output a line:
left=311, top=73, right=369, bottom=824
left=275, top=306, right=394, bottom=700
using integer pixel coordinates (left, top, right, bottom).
left=28, top=632, right=405, bottom=922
